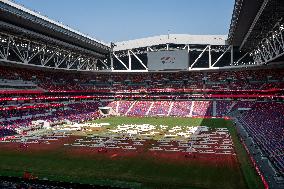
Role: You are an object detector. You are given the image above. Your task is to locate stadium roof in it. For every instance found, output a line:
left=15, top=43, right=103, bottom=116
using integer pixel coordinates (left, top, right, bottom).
left=114, top=34, right=227, bottom=51
left=0, top=0, right=110, bottom=54
left=228, top=0, right=284, bottom=51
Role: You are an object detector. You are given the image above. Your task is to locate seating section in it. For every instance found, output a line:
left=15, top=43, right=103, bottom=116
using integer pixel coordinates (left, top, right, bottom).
left=0, top=65, right=283, bottom=92
left=231, top=101, right=256, bottom=111
left=237, top=102, right=284, bottom=175
left=0, top=64, right=284, bottom=177
left=170, top=101, right=192, bottom=116
left=106, top=101, right=118, bottom=112
left=128, top=101, right=152, bottom=116
left=0, top=128, right=17, bottom=138
left=0, top=101, right=101, bottom=137
left=216, top=101, right=232, bottom=116
left=148, top=101, right=171, bottom=116
left=192, top=101, right=213, bottom=116
left=117, top=101, right=134, bottom=115
left=108, top=101, right=215, bottom=117
left=52, top=102, right=100, bottom=122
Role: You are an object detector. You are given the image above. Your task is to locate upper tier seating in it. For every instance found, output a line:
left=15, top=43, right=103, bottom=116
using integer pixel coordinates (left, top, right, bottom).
left=0, top=65, right=283, bottom=92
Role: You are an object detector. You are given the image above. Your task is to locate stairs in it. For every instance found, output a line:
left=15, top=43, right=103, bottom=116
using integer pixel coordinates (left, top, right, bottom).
left=227, top=102, right=237, bottom=114
left=146, top=102, right=155, bottom=116
left=116, top=101, right=119, bottom=113
left=189, top=101, right=195, bottom=117
left=213, top=101, right=217, bottom=116
left=167, top=101, right=174, bottom=116
left=125, top=101, right=136, bottom=116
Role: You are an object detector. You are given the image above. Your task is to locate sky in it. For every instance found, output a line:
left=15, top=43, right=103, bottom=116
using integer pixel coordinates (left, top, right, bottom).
left=12, top=0, right=235, bottom=43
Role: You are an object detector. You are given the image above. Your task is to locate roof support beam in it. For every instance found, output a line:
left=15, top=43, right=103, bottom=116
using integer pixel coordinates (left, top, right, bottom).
left=98, top=59, right=109, bottom=69
left=212, top=45, right=232, bottom=67
left=250, top=23, right=284, bottom=65
left=239, top=0, right=270, bottom=50
left=209, top=45, right=212, bottom=67
left=190, top=45, right=209, bottom=69
left=128, top=50, right=132, bottom=70
left=113, top=52, right=128, bottom=70
left=129, top=50, right=148, bottom=70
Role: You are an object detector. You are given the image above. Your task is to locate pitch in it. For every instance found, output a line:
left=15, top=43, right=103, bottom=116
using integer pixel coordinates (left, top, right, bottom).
left=0, top=117, right=263, bottom=189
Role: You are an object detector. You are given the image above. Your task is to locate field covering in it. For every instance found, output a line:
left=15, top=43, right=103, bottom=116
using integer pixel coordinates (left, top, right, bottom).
left=0, top=117, right=263, bottom=189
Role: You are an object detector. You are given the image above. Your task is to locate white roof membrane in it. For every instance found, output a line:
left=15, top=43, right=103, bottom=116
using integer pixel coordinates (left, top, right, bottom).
left=114, top=34, right=227, bottom=51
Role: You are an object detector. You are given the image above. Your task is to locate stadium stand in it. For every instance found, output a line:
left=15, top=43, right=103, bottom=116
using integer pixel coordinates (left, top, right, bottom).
left=0, top=65, right=284, bottom=93
left=216, top=101, right=232, bottom=116
left=170, top=101, right=192, bottom=116
left=1, top=0, right=284, bottom=188
left=237, top=102, right=284, bottom=175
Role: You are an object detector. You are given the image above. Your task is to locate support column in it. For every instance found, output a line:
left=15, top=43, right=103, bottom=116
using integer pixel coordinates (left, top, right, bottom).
left=128, top=50, right=132, bottom=70
left=209, top=45, right=212, bottom=68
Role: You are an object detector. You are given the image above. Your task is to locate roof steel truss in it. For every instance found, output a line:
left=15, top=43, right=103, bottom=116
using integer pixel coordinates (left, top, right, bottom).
left=110, top=44, right=248, bottom=72
left=250, top=23, right=284, bottom=65
left=0, top=32, right=109, bottom=71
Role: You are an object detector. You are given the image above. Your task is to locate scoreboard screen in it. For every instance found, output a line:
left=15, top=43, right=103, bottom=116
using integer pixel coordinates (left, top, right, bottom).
left=147, top=50, right=189, bottom=71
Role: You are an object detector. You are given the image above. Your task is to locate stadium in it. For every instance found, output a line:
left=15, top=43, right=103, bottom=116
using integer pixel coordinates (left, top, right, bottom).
left=0, top=0, right=283, bottom=188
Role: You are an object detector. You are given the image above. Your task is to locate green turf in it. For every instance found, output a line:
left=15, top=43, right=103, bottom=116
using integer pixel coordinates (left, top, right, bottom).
left=91, top=116, right=205, bottom=128
left=0, top=117, right=264, bottom=189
